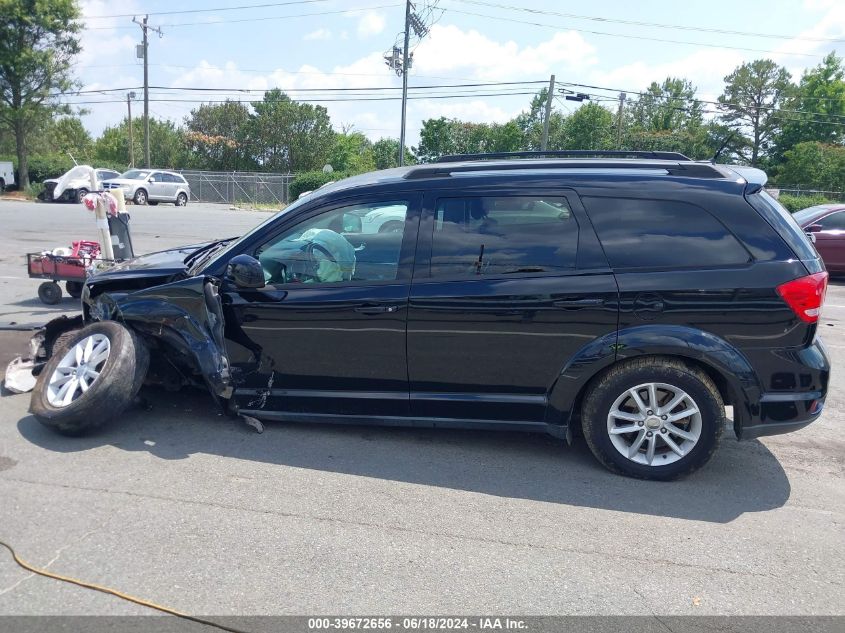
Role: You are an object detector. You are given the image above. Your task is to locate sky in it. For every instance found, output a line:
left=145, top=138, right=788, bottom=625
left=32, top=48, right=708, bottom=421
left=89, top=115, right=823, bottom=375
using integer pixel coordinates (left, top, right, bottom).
left=71, top=0, right=845, bottom=148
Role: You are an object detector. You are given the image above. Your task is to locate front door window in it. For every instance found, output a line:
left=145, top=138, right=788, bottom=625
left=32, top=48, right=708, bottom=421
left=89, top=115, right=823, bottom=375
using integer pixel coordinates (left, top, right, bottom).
left=255, top=200, right=409, bottom=285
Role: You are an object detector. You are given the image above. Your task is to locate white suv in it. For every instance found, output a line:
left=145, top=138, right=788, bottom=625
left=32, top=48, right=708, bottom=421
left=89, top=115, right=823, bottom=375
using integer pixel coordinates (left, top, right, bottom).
left=103, top=169, right=191, bottom=206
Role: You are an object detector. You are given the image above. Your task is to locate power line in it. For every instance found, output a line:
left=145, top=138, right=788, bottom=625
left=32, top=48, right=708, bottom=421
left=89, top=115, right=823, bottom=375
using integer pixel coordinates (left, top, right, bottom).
left=450, top=0, right=845, bottom=44
left=443, top=6, right=829, bottom=58
left=86, top=3, right=402, bottom=30
left=86, top=0, right=329, bottom=19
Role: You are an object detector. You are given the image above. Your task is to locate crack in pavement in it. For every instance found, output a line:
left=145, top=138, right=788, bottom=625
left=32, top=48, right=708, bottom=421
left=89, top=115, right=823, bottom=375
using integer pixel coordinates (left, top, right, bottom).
left=0, top=528, right=101, bottom=598
left=0, top=475, right=793, bottom=583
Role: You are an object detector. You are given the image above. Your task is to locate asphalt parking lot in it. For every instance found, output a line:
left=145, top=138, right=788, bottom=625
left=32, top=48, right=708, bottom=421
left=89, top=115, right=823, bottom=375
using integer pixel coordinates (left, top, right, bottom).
left=0, top=198, right=843, bottom=618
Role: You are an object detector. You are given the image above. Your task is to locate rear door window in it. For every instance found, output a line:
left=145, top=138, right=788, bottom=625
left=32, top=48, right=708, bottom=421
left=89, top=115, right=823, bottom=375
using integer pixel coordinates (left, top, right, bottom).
left=583, top=196, right=751, bottom=270
left=429, top=196, right=578, bottom=277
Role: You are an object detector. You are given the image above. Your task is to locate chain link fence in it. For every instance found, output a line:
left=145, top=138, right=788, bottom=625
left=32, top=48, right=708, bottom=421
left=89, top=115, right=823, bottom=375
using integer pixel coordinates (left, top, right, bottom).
left=771, top=186, right=845, bottom=202
left=178, top=170, right=295, bottom=206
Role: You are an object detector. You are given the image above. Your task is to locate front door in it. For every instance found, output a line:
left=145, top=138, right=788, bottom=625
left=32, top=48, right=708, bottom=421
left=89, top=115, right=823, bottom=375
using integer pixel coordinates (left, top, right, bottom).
left=813, top=210, right=845, bottom=272
left=224, top=194, right=421, bottom=418
left=146, top=172, right=167, bottom=201
left=407, top=189, right=619, bottom=423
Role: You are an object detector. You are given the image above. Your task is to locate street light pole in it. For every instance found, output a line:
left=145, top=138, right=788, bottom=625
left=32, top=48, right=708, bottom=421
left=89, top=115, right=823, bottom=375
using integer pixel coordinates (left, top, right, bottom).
left=126, top=92, right=136, bottom=167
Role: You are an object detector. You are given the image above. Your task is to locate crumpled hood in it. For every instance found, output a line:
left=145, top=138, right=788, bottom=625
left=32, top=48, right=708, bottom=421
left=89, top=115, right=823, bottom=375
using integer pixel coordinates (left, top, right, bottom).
left=88, top=243, right=210, bottom=286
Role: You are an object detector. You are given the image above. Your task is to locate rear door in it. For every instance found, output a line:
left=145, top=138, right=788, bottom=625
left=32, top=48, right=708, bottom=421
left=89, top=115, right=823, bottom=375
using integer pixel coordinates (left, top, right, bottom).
left=407, top=188, right=618, bottom=423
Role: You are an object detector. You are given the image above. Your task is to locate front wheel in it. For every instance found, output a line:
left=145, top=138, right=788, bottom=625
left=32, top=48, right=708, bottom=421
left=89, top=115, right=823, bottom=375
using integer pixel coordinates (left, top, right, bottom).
left=75, top=188, right=88, bottom=203
left=581, top=358, right=724, bottom=480
left=30, top=321, right=149, bottom=435
left=133, top=189, right=147, bottom=205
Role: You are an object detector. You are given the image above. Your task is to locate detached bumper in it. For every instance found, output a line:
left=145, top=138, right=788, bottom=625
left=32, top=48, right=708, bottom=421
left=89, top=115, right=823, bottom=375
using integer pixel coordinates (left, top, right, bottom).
left=737, top=337, right=830, bottom=440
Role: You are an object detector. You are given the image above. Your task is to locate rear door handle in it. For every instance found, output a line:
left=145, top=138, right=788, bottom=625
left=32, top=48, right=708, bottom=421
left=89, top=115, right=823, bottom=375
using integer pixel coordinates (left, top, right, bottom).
left=553, top=298, right=604, bottom=309
left=354, top=304, right=400, bottom=315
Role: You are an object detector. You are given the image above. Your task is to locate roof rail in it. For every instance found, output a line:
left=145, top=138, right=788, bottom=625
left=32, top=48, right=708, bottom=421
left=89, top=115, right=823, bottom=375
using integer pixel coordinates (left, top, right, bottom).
left=434, top=150, right=692, bottom=163
left=404, top=159, right=722, bottom=180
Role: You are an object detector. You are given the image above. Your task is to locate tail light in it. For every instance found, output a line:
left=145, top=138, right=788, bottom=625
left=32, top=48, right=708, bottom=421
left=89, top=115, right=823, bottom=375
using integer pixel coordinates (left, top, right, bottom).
left=776, top=272, right=828, bottom=323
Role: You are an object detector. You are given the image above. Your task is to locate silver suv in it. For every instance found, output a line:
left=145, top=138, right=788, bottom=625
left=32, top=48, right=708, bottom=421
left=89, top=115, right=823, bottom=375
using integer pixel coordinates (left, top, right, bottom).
left=103, top=169, right=191, bottom=206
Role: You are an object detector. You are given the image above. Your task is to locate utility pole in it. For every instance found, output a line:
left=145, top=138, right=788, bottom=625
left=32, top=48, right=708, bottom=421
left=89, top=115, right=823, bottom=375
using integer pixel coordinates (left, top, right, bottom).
left=541, top=74, right=555, bottom=151
left=615, top=92, right=626, bottom=149
left=385, top=1, right=430, bottom=166
left=126, top=92, right=136, bottom=167
left=133, top=15, right=162, bottom=168
left=398, top=0, right=412, bottom=166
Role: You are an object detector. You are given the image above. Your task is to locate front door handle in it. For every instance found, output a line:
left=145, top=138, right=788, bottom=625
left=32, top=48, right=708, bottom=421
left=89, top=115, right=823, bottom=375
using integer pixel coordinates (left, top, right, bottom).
left=354, top=304, right=400, bottom=315
left=553, top=298, right=604, bottom=309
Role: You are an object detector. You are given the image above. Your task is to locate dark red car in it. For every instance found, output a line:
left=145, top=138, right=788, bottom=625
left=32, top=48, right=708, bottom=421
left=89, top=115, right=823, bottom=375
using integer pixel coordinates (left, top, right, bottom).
left=794, top=203, right=845, bottom=273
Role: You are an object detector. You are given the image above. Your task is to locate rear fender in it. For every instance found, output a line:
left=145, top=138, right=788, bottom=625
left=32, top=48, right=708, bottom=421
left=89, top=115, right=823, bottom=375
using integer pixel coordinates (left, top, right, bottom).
left=92, top=276, right=231, bottom=400
left=548, top=324, right=761, bottom=429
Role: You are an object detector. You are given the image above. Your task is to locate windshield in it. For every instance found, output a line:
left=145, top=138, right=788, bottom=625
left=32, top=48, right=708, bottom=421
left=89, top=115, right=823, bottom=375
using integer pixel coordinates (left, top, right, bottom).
left=120, top=169, right=151, bottom=180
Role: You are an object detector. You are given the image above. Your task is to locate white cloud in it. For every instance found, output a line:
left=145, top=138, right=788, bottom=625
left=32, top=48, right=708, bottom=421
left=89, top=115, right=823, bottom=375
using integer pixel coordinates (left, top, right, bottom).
left=413, top=24, right=597, bottom=81
left=304, top=28, right=332, bottom=41
left=356, top=11, right=386, bottom=39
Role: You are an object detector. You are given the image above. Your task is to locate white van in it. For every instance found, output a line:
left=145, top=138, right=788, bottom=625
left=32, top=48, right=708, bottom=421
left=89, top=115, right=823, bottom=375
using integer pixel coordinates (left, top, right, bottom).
left=0, top=161, right=14, bottom=191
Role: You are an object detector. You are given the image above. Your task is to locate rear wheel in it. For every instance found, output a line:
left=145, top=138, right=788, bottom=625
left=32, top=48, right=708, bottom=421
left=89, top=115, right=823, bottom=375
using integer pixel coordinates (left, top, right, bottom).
left=37, top=281, right=62, bottom=305
left=133, top=189, right=147, bottom=205
left=30, top=321, right=149, bottom=435
left=581, top=357, right=724, bottom=480
left=175, top=192, right=187, bottom=207
left=378, top=220, right=403, bottom=233
left=75, top=188, right=88, bottom=203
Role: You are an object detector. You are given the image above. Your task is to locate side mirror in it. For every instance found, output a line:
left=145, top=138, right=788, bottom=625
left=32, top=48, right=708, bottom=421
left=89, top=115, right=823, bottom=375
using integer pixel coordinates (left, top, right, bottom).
left=148, top=177, right=156, bottom=183
left=807, top=224, right=823, bottom=232
left=806, top=232, right=817, bottom=244
left=343, top=213, right=362, bottom=233
left=226, top=254, right=265, bottom=289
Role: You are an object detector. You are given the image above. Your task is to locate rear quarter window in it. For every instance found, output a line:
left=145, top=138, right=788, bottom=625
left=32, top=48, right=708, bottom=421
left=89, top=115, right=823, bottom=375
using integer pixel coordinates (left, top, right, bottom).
left=748, top=191, right=818, bottom=261
left=583, top=196, right=751, bottom=270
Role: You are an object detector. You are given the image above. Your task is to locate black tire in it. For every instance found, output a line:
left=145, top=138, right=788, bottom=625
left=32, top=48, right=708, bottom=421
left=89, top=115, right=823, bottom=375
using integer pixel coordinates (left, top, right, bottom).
left=148, top=200, right=159, bottom=206
left=175, top=192, right=187, bottom=207
left=30, top=321, right=150, bottom=436
left=378, top=220, right=403, bottom=233
left=65, top=281, right=83, bottom=298
left=581, top=357, right=724, bottom=480
left=133, top=189, right=148, bottom=205
left=37, top=282, right=62, bottom=305
left=75, top=188, right=88, bottom=203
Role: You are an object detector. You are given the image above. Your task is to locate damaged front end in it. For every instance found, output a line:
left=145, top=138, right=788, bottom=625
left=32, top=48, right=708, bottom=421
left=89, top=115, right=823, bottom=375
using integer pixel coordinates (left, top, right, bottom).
left=83, top=275, right=233, bottom=403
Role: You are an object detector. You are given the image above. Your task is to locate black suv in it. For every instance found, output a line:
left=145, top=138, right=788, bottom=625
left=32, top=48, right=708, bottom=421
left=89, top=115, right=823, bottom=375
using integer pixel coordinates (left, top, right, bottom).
left=29, top=151, right=830, bottom=480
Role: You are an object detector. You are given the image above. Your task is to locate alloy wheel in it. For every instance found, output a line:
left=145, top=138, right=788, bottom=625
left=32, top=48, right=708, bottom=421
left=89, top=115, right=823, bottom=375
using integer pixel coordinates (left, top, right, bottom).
left=46, top=334, right=111, bottom=407
left=606, top=382, right=702, bottom=466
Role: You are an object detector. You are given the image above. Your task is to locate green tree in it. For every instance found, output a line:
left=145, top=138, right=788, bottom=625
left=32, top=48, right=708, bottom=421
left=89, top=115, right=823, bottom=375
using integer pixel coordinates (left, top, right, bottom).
left=94, top=117, right=185, bottom=169
left=0, top=0, right=81, bottom=188
left=250, top=89, right=334, bottom=172
left=50, top=116, right=92, bottom=161
left=415, top=117, right=525, bottom=162
left=560, top=102, right=614, bottom=150
left=628, top=77, right=703, bottom=133
left=184, top=100, right=255, bottom=171
left=774, top=52, right=845, bottom=160
left=328, top=130, right=374, bottom=173
left=718, top=59, right=793, bottom=166
left=372, top=137, right=414, bottom=169
left=778, top=141, right=845, bottom=191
